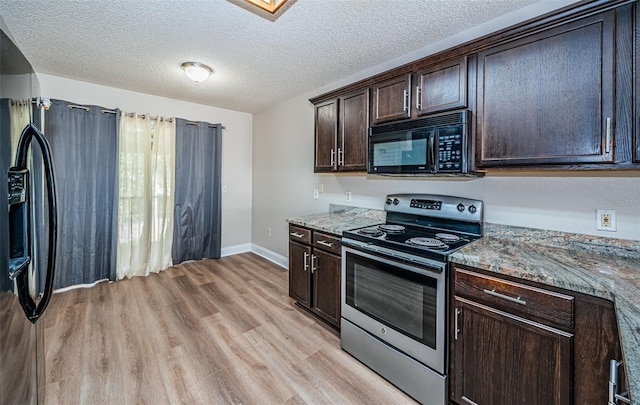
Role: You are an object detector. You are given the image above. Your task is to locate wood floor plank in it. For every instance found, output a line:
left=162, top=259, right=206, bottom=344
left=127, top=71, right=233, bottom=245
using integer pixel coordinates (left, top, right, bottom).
left=109, top=278, right=170, bottom=405
left=45, top=301, right=87, bottom=384
left=155, top=345, right=212, bottom=405
left=77, top=282, right=124, bottom=404
left=129, top=278, right=183, bottom=355
left=45, top=253, right=417, bottom=405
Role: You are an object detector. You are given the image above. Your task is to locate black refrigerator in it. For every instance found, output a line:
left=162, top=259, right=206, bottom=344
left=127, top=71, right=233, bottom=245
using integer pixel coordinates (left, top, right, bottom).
left=1, top=17, right=58, bottom=405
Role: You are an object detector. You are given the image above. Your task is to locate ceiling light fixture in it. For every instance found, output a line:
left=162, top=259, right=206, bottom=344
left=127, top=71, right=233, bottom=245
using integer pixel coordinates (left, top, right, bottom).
left=181, top=62, right=212, bottom=83
left=244, top=0, right=288, bottom=14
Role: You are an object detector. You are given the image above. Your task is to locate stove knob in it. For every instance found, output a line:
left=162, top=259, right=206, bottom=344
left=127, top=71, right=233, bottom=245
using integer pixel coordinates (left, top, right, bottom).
left=393, top=198, right=400, bottom=205
left=457, top=203, right=465, bottom=212
left=386, top=198, right=393, bottom=205
left=468, top=204, right=477, bottom=214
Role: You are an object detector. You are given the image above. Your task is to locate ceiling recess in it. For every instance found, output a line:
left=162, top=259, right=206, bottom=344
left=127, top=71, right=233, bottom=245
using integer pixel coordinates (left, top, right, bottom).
left=243, top=0, right=289, bottom=14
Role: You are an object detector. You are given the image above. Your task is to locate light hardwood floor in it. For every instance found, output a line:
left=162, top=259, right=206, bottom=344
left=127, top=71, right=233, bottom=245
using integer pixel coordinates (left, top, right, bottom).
left=44, top=252, right=416, bottom=404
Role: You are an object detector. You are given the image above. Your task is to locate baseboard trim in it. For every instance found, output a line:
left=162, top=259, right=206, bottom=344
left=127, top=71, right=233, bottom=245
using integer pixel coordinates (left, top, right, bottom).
left=250, top=244, right=288, bottom=269
left=54, top=278, right=109, bottom=294
left=221, top=243, right=252, bottom=257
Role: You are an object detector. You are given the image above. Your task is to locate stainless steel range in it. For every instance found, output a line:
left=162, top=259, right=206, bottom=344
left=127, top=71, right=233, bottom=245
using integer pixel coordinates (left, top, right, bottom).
left=340, top=194, right=483, bottom=405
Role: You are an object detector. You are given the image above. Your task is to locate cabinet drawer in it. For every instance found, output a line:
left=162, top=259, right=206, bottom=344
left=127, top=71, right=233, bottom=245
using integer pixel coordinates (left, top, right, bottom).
left=454, top=267, right=574, bottom=330
left=289, top=225, right=311, bottom=244
left=312, top=232, right=342, bottom=255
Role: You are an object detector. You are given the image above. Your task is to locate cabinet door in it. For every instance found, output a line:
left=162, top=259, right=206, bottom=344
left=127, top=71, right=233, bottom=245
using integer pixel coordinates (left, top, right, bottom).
left=450, top=297, right=572, bottom=405
left=288, top=241, right=311, bottom=308
left=414, top=57, right=467, bottom=116
left=338, top=89, right=368, bottom=171
left=476, top=11, right=615, bottom=167
left=314, top=99, right=338, bottom=172
left=311, top=249, right=341, bottom=328
left=371, top=74, right=411, bottom=125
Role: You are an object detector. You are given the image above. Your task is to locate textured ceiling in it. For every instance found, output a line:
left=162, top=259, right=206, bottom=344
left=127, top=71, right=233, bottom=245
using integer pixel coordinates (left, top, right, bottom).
left=1, top=0, right=547, bottom=113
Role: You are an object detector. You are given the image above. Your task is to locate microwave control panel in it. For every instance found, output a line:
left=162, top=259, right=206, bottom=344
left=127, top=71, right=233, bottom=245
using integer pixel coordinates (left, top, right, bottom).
left=437, top=126, right=463, bottom=172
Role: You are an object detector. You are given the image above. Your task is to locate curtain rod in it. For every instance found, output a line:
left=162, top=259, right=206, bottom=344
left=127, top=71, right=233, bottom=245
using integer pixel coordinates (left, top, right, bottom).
left=42, top=101, right=223, bottom=128
left=68, top=104, right=90, bottom=111
left=186, top=121, right=226, bottom=129
left=100, top=109, right=174, bottom=123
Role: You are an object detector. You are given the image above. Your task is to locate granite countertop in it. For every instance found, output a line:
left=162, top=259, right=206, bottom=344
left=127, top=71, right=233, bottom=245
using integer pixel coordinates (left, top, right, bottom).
left=286, top=204, right=386, bottom=236
left=450, top=223, right=640, bottom=405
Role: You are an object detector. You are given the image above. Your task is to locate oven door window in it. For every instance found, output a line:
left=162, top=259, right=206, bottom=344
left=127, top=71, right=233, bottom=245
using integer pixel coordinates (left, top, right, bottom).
left=345, top=251, right=438, bottom=349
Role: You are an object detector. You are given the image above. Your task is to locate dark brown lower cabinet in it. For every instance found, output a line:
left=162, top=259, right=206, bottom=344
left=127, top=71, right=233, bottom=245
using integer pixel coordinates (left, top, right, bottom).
left=311, top=249, right=341, bottom=327
left=288, top=241, right=311, bottom=307
left=451, top=297, right=572, bottom=405
left=288, top=225, right=341, bottom=329
left=450, top=264, right=624, bottom=405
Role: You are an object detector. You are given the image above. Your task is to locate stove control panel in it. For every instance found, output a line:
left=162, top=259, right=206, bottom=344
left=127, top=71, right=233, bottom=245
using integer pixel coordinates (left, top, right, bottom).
left=385, top=193, right=483, bottom=223
left=410, top=199, right=442, bottom=210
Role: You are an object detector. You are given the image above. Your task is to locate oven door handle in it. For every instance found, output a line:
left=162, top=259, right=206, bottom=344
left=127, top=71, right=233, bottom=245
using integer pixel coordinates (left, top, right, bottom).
left=341, top=240, right=444, bottom=274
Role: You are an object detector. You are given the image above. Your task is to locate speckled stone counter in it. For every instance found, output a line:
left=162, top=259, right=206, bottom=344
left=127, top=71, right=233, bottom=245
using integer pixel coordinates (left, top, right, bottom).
left=450, top=223, right=640, bottom=404
left=286, top=204, right=385, bottom=236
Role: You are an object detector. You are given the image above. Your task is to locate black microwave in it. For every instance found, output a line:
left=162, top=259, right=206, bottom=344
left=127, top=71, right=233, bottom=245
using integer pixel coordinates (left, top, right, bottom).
left=368, top=110, right=478, bottom=176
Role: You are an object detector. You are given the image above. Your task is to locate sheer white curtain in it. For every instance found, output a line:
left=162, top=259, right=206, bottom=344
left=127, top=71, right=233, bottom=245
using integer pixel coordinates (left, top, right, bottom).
left=117, top=113, right=175, bottom=279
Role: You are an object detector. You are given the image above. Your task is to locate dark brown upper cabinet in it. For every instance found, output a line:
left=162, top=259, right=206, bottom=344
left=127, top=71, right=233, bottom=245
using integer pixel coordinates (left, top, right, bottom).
left=414, top=56, right=467, bottom=116
left=314, top=88, right=368, bottom=173
left=371, top=74, right=411, bottom=125
left=312, top=1, right=636, bottom=172
left=635, top=3, right=640, bottom=163
left=371, top=58, right=468, bottom=126
left=314, top=99, right=338, bottom=172
left=475, top=10, right=617, bottom=168
left=339, top=90, right=368, bottom=171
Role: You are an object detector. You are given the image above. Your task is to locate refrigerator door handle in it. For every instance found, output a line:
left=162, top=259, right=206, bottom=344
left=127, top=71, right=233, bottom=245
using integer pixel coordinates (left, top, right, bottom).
left=11, top=123, right=57, bottom=324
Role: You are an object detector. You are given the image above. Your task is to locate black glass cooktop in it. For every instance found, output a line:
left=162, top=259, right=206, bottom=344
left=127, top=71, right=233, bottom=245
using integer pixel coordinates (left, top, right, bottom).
left=343, top=223, right=480, bottom=261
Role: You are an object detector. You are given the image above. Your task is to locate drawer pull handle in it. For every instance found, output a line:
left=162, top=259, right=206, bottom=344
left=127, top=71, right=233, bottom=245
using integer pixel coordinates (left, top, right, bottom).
left=483, top=289, right=527, bottom=305
left=317, top=240, right=334, bottom=248
left=290, top=232, right=305, bottom=239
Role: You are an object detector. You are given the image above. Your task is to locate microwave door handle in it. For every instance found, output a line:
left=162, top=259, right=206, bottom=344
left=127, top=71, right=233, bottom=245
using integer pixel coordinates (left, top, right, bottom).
left=428, top=132, right=436, bottom=173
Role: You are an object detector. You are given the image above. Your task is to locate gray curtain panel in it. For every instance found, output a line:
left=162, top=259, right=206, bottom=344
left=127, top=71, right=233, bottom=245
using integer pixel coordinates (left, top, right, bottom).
left=45, top=99, right=119, bottom=288
left=172, top=119, right=222, bottom=264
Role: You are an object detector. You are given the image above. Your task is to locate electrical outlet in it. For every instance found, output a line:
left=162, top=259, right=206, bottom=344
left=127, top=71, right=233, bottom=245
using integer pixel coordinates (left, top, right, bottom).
left=345, top=192, right=352, bottom=202
left=313, top=189, right=319, bottom=199
left=596, top=209, right=616, bottom=231
left=318, top=183, right=324, bottom=193
left=267, top=227, right=272, bottom=237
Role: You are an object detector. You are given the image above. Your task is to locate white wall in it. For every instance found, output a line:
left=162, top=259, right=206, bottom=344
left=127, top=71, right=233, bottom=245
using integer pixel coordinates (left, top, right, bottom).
left=252, top=93, right=640, bottom=259
left=37, top=74, right=253, bottom=251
